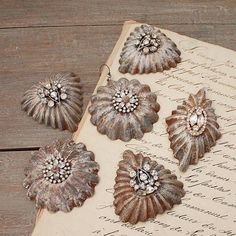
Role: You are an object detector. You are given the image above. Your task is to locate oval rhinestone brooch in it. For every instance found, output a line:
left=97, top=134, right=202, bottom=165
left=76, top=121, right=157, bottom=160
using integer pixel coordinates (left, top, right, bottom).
left=21, top=72, right=83, bottom=132
left=88, top=77, right=160, bottom=141
left=166, top=88, right=221, bottom=172
left=23, top=139, right=99, bottom=212
left=119, top=24, right=181, bottom=74
left=114, top=150, right=185, bottom=224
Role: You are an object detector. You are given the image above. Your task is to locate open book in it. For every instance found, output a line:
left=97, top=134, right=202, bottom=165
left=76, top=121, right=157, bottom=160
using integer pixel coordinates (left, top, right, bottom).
left=33, top=21, right=236, bottom=236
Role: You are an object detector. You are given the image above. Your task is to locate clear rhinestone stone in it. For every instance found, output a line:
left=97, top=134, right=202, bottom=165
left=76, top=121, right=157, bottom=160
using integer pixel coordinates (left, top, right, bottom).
left=140, top=182, right=146, bottom=190
left=189, top=113, right=198, bottom=126
left=48, top=100, right=55, bottom=107
left=60, top=93, right=67, bottom=100
left=151, top=170, right=157, bottom=176
left=130, top=179, right=136, bottom=187
left=146, top=185, right=155, bottom=194
left=50, top=91, right=57, bottom=98
left=153, top=175, right=159, bottom=180
left=134, top=184, right=140, bottom=191
left=140, top=173, right=148, bottom=181
left=143, top=39, right=150, bottom=45
left=150, top=46, right=157, bottom=52
left=129, top=170, right=136, bottom=178
left=143, top=163, right=151, bottom=171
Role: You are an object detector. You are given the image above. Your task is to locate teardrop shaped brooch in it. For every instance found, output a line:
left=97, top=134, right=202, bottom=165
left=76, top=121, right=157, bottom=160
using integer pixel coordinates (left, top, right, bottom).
left=88, top=65, right=160, bottom=141
left=23, top=139, right=99, bottom=212
left=21, top=72, right=83, bottom=132
left=114, top=150, right=185, bottom=224
left=119, top=24, right=181, bottom=74
left=166, top=88, right=221, bottom=171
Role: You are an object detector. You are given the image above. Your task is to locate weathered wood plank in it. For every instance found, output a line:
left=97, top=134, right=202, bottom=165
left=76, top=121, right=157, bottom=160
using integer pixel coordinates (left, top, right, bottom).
left=0, top=0, right=235, bottom=28
left=0, top=151, right=36, bottom=236
left=0, top=24, right=235, bottom=150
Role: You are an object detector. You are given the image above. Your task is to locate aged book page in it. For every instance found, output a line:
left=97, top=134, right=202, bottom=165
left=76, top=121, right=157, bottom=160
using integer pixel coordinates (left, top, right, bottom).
left=33, top=21, right=236, bottom=236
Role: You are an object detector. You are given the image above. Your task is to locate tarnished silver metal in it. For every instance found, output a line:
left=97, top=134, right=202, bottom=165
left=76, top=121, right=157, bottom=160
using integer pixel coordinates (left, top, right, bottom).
left=88, top=76, right=160, bottom=141
left=166, top=88, right=221, bottom=172
left=114, top=150, right=185, bottom=224
left=21, top=72, right=83, bottom=132
left=23, top=139, right=99, bottom=213
left=119, top=24, right=181, bottom=74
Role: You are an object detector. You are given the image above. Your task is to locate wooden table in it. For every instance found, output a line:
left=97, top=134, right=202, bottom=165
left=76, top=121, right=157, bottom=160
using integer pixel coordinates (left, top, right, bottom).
left=0, top=1, right=235, bottom=235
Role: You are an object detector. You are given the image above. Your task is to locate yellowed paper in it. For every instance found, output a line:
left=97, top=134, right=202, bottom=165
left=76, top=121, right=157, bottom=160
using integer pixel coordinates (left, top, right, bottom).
left=33, top=21, right=236, bottom=236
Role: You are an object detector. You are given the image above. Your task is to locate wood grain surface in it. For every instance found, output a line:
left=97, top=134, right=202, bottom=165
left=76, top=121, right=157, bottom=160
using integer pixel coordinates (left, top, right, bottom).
left=0, top=1, right=235, bottom=235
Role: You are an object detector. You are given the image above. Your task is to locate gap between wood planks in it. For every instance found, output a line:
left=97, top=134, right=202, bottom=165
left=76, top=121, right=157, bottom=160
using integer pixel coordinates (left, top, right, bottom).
left=0, top=147, right=40, bottom=152
left=0, top=22, right=235, bottom=30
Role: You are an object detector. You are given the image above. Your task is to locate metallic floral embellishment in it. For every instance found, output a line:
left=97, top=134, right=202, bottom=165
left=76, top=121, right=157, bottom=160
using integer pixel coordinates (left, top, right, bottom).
left=114, top=150, right=185, bottom=224
left=42, top=154, right=71, bottom=184
left=88, top=78, right=160, bottom=141
left=166, top=88, right=221, bottom=172
left=119, top=24, right=181, bottom=74
left=135, top=29, right=161, bottom=54
left=21, top=72, right=83, bottom=132
left=37, top=80, right=67, bottom=107
left=112, top=89, right=139, bottom=113
left=129, top=162, right=160, bottom=195
left=23, top=139, right=99, bottom=213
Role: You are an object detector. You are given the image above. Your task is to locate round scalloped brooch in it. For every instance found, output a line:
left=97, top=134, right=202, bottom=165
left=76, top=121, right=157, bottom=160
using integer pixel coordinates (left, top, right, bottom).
left=88, top=77, right=160, bottom=141
left=114, top=150, right=185, bottom=224
left=119, top=24, right=181, bottom=74
left=21, top=72, right=83, bottom=132
left=166, top=88, right=221, bottom=172
left=23, top=139, right=99, bottom=212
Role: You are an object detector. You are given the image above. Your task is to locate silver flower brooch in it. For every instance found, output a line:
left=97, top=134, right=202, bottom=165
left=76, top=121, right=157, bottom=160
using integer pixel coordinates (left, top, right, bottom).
left=166, top=88, right=221, bottom=171
left=21, top=72, right=83, bottom=132
left=119, top=24, right=181, bottom=74
left=88, top=77, right=160, bottom=141
left=23, top=139, right=99, bottom=212
left=114, top=150, right=185, bottom=224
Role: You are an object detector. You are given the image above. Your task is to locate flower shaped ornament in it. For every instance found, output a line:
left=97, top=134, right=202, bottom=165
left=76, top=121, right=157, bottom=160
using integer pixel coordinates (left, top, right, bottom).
left=114, top=150, right=185, bottom=224
left=23, top=139, right=99, bottom=212
left=166, top=88, right=221, bottom=171
left=119, top=24, right=181, bottom=74
left=88, top=78, right=160, bottom=141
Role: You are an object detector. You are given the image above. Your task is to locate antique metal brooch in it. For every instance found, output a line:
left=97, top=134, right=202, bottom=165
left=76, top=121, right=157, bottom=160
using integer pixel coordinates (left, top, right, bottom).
left=166, top=88, right=221, bottom=171
left=21, top=72, right=83, bottom=132
left=114, top=150, right=185, bottom=224
left=23, top=139, right=99, bottom=212
left=119, top=24, right=181, bottom=74
left=88, top=66, right=160, bottom=141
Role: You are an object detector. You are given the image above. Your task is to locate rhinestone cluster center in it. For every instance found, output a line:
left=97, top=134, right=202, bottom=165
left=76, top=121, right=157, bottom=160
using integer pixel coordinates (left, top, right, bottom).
left=42, top=154, right=72, bottom=184
left=129, top=163, right=160, bottom=196
left=187, top=107, right=207, bottom=136
left=135, top=27, right=161, bottom=55
left=112, top=89, right=139, bottom=113
left=37, top=80, right=67, bottom=107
